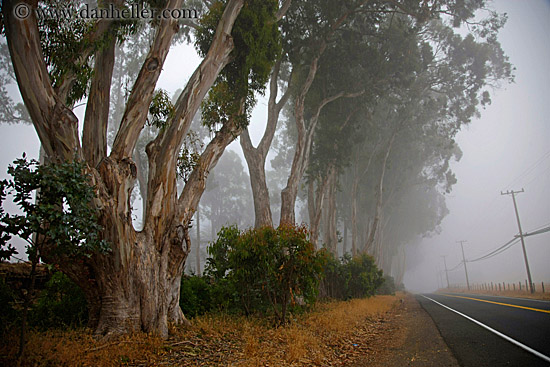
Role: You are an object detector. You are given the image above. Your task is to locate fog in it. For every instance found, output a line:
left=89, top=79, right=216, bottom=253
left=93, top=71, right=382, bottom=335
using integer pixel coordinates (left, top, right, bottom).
left=404, top=1, right=550, bottom=292
left=0, top=0, right=548, bottom=289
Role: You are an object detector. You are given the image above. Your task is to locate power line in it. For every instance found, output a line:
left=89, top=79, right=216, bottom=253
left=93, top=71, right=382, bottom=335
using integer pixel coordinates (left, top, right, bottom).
left=443, top=222, right=548, bottom=272
left=505, top=149, right=550, bottom=189
left=467, top=238, right=520, bottom=263
left=521, top=225, right=550, bottom=238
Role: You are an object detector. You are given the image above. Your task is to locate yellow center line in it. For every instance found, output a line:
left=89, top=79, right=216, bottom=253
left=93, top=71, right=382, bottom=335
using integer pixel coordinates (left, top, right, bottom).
left=442, top=294, right=550, bottom=314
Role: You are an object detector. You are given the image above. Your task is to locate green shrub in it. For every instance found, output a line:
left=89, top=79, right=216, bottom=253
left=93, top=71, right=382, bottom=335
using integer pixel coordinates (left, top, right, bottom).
left=29, top=271, right=88, bottom=330
left=205, top=224, right=325, bottom=325
left=179, top=275, right=217, bottom=318
left=376, top=275, right=397, bottom=295
left=320, top=253, right=384, bottom=300
left=346, top=254, right=384, bottom=298
left=0, top=277, right=18, bottom=335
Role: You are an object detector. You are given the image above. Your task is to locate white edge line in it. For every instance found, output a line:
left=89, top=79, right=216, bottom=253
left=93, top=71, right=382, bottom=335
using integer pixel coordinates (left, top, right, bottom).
left=421, top=295, right=550, bottom=363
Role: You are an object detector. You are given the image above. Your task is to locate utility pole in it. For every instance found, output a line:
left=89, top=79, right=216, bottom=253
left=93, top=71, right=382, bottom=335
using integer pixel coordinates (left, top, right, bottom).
left=501, top=189, right=534, bottom=293
left=441, top=256, right=450, bottom=288
left=457, top=240, right=470, bottom=291
left=436, top=266, right=442, bottom=289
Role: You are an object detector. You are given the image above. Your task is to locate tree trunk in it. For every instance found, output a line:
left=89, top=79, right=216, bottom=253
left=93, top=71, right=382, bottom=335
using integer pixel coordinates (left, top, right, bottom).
left=307, top=168, right=332, bottom=247
left=241, top=53, right=290, bottom=228
left=279, top=43, right=325, bottom=225
left=364, top=131, right=396, bottom=252
left=3, top=0, right=244, bottom=338
left=196, top=206, right=201, bottom=276
left=343, top=221, right=348, bottom=256
left=323, top=168, right=338, bottom=256
left=351, top=177, right=359, bottom=257
left=241, top=130, right=273, bottom=227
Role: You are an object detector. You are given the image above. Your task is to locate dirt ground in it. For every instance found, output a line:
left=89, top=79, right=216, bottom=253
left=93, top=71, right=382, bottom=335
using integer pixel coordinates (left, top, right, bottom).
left=353, top=293, right=459, bottom=367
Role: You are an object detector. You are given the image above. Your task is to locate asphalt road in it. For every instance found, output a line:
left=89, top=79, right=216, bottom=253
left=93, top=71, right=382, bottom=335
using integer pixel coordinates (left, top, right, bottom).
left=417, top=293, right=550, bottom=366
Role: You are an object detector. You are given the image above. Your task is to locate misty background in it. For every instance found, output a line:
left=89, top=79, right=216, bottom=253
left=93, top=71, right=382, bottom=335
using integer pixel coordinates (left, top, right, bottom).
left=1, top=0, right=548, bottom=291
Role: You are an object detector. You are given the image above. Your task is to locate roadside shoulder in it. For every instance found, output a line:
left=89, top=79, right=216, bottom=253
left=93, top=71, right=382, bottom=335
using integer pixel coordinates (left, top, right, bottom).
left=353, top=293, right=460, bottom=366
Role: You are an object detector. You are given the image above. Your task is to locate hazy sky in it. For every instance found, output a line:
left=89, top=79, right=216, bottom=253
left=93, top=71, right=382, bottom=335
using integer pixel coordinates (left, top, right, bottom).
left=1, top=1, right=548, bottom=284
left=404, top=0, right=550, bottom=292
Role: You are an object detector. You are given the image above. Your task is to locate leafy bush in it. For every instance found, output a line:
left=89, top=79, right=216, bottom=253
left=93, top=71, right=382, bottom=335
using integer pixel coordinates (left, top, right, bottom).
left=376, top=275, right=397, bottom=295
left=30, top=271, right=88, bottom=330
left=205, top=224, right=325, bottom=324
left=179, top=275, right=215, bottom=318
left=320, top=253, right=384, bottom=300
left=0, top=277, right=18, bottom=336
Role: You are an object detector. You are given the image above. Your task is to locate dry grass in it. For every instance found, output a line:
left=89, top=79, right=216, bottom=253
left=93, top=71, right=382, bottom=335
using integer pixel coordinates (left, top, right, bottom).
left=441, top=287, right=550, bottom=301
left=0, top=328, right=165, bottom=366
left=1, top=293, right=405, bottom=366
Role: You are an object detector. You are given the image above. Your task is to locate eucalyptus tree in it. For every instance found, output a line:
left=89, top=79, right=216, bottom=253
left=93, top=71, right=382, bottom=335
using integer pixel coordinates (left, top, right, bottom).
left=277, top=0, right=508, bottom=227
left=364, top=16, right=513, bottom=256
left=1, top=0, right=281, bottom=337
left=305, top=10, right=429, bottom=252
left=200, top=150, right=254, bottom=239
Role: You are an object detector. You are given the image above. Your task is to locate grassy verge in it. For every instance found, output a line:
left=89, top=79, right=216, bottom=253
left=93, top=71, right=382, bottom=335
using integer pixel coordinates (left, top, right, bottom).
left=1, top=293, right=404, bottom=366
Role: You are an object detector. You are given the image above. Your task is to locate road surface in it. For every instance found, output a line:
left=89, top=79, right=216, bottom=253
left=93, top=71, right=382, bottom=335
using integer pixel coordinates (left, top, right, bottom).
left=417, top=293, right=550, bottom=366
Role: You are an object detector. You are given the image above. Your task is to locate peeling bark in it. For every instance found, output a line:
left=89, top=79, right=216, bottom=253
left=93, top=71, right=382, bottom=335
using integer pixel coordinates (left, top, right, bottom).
left=3, top=0, right=245, bottom=338
left=83, top=33, right=116, bottom=167
left=4, top=0, right=80, bottom=161
left=111, top=0, right=184, bottom=160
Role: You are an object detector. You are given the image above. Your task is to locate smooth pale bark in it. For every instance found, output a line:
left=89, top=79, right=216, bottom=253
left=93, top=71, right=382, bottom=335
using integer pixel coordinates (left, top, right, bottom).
left=322, top=168, right=338, bottom=255
left=279, top=46, right=323, bottom=225
left=350, top=145, right=377, bottom=256
left=3, top=0, right=244, bottom=337
left=364, top=131, right=396, bottom=254
left=241, top=57, right=291, bottom=228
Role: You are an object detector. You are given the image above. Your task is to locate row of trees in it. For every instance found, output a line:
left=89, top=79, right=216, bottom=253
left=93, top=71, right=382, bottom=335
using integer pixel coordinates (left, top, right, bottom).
left=0, top=0, right=512, bottom=338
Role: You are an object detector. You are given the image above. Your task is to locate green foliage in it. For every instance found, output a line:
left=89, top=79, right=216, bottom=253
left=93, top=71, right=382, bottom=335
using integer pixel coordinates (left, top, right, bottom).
left=147, top=89, right=175, bottom=129
left=376, top=275, right=397, bottom=295
left=195, top=0, right=281, bottom=130
left=179, top=275, right=215, bottom=318
left=0, top=277, right=18, bottom=336
left=177, top=130, right=204, bottom=183
left=205, top=225, right=240, bottom=281
left=320, top=253, right=384, bottom=300
left=205, top=224, right=325, bottom=324
left=29, top=271, right=88, bottom=329
left=0, top=155, right=109, bottom=261
left=36, top=0, right=101, bottom=105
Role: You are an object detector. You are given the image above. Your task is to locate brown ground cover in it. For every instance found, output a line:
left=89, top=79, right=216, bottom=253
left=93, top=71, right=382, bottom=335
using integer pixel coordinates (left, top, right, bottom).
left=1, top=292, right=459, bottom=366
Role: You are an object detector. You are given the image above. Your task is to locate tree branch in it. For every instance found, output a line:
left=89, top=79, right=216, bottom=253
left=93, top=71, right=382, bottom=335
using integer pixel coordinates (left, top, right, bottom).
left=83, top=34, right=117, bottom=167
left=55, top=16, right=116, bottom=104
left=276, top=0, right=292, bottom=21
left=110, top=0, right=184, bottom=160
left=3, top=0, right=81, bottom=161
